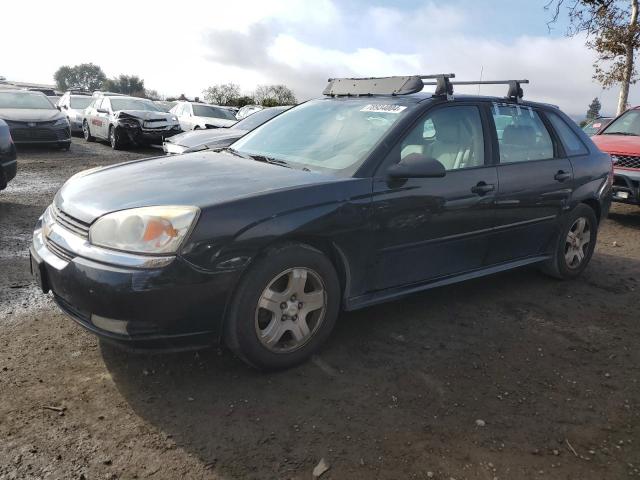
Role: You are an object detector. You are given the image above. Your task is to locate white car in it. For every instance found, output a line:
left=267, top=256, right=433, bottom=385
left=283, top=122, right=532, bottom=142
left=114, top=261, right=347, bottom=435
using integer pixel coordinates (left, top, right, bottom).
left=169, top=101, right=237, bottom=130
left=236, top=104, right=263, bottom=120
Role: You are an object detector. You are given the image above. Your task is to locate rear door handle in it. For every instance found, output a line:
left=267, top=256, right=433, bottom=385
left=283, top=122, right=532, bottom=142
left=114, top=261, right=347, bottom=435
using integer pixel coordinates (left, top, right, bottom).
left=554, top=170, right=572, bottom=182
left=471, top=182, right=495, bottom=195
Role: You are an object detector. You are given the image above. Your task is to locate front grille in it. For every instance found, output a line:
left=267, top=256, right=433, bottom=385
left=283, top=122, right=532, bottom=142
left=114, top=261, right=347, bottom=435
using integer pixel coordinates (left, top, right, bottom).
left=51, top=204, right=90, bottom=239
left=45, top=237, right=75, bottom=262
left=612, top=154, right=640, bottom=169
left=10, top=126, right=70, bottom=142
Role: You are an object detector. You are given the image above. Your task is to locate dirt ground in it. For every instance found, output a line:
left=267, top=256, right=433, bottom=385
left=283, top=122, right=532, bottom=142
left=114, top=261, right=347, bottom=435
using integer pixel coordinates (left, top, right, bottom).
left=1, top=138, right=639, bottom=480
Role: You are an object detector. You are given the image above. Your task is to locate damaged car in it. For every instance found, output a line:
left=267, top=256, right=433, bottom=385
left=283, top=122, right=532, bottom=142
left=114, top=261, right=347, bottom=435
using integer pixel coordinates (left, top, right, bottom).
left=83, top=95, right=181, bottom=149
left=0, top=118, right=17, bottom=191
left=170, top=101, right=237, bottom=131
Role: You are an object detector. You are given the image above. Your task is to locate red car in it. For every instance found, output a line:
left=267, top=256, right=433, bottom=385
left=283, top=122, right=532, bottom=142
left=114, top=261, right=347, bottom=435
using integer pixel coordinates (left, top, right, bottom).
left=592, top=107, right=640, bottom=206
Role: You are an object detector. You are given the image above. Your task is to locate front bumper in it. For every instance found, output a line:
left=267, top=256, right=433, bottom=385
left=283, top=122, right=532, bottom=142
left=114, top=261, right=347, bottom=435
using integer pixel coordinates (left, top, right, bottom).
left=30, top=216, right=236, bottom=350
left=0, top=155, right=17, bottom=190
left=9, top=124, right=71, bottom=145
left=119, top=123, right=182, bottom=146
left=612, top=168, right=640, bottom=205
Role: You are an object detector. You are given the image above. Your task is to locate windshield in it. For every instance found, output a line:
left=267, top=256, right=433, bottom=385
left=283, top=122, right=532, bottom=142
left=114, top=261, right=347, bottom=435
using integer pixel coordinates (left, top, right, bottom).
left=0, top=91, right=54, bottom=109
left=110, top=98, right=162, bottom=112
left=70, top=97, right=92, bottom=109
left=231, top=99, right=411, bottom=174
left=193, top=105, right=237, bottom=120
left=234, top=107, right=287, bottom=130
left=602, top=110, right=640, bottom=136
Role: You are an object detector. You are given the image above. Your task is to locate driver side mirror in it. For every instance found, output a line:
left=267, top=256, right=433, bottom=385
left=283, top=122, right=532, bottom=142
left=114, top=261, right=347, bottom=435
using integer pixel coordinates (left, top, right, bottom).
left=97, top=108, right=109, bottom=114
left=388, top=153, right=446, bottom=179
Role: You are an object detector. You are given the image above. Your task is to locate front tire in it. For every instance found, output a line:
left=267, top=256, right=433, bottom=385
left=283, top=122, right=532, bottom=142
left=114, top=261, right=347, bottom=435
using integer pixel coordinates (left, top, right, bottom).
left=109, top=126, right=124, bottom=150
left=225, top=243, right=341, bottom=371
left=83, top=121, right=94, bottom=142
left=541, top=203, right=598, bottom=279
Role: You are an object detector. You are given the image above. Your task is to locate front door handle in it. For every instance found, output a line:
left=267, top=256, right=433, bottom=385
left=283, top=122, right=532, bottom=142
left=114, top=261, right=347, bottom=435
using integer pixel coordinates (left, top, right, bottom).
left=554, top=170, right=572, bottom=182
left=471, top=182, right=495, bottom=195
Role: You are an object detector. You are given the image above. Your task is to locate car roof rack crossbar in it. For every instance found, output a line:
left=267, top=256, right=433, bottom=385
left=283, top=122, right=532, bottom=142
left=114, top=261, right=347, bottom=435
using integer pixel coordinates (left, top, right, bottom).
left=323, top=73, right=455, bottom=97
left=419, top=74, right=456, bottom=99
left=423, top=79, right=530, bottom=103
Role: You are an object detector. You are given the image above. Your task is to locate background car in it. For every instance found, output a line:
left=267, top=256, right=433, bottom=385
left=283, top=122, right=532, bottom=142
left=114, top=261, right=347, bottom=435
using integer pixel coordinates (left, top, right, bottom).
left=0, top=118, right=17, bottom=191
left=57, top=92, right=93, bottom=134
left=582, top=117, right=613, bottom=136
left=236, top=104, right=263, bottom=120
left=170, top=101, right=237, bottom=130
left=0, top=90, right=71, bottom=150
left=83, top=95, right=181, bottom=149
left=591, top=108, right=640, bottom=206
left=163, top=106, right=290, bottom=154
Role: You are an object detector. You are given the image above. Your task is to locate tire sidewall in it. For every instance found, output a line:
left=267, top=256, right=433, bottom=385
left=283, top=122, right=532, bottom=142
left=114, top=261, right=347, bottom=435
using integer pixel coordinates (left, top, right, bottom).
left=227, top=244, right=341, bottom=370
left=555, top=204, right=598, bottom=278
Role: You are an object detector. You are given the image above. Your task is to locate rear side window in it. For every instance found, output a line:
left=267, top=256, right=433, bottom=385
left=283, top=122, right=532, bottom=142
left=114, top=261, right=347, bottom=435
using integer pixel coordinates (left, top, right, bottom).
left=491, top=105, right=554, bottom=163
left=546, top=111, right=589, bottom=156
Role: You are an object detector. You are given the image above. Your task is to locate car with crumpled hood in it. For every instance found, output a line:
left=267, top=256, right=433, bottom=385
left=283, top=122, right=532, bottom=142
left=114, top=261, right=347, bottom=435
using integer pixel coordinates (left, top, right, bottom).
left=83, top=95, right=181, bottom=149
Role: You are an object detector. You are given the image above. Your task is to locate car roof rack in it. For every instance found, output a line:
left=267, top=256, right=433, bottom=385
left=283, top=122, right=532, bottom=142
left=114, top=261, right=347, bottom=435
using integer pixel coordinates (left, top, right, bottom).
left=323, top=74, right=455, bottom=97
left=422, top=79, right=530, bottom=103
left=323, top=75, right=529, bottom=102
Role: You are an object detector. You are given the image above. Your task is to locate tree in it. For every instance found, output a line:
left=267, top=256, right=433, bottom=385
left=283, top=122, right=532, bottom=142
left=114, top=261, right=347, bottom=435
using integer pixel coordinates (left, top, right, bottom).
left=102, top=75, right=145, bottom=96
left=235, top=95, right=255, bottom=107
left=586, top=96, right=603, bottom=118
left=253, top=84, right=297, bottom=106
left=54, top=63, right=106, bottom=91
left=202, top=83, right=241, bottom=105
left=546, top=0, right=640, bottom=115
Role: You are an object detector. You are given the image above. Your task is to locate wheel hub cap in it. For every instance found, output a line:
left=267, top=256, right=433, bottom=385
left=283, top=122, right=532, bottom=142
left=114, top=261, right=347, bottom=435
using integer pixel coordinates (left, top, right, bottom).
left=564, top=217, right=591, bottom=269
left=255, top=267, right=327, bottom=353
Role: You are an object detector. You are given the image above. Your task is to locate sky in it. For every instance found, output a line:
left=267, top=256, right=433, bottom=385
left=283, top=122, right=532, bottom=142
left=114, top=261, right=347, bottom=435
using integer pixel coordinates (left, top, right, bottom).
left=1, top=0, right=635, bottom=117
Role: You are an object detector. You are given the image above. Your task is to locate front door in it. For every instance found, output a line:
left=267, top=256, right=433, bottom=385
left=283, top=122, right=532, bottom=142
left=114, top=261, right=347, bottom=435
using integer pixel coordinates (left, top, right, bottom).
left=371, top=103, right=498, bottom=291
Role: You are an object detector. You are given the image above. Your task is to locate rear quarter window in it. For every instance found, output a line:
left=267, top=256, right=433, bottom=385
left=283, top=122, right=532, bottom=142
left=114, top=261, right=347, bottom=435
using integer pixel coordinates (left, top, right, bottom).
left=546, top=111, right=589, bottom=156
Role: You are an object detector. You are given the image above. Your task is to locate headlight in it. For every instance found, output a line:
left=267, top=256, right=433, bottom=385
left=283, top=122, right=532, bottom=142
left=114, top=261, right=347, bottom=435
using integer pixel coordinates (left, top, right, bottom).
left=119, top=118, right=139, bottom=128
left=53, top=117, right=69, bottom=126
left=171, top=116, right=179, bottom=122
left=89, top=206, right=199, bottom=254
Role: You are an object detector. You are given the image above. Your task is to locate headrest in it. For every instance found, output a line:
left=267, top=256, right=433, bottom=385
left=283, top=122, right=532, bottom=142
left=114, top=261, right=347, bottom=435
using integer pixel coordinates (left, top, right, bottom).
left=502, top=125, right=536, bottom=145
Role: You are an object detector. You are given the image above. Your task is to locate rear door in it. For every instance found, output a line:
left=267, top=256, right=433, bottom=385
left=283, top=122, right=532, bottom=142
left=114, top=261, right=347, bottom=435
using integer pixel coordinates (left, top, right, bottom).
left=371, top=102, right=499, bottom=291
left=486, top=103, right=573, bottom=264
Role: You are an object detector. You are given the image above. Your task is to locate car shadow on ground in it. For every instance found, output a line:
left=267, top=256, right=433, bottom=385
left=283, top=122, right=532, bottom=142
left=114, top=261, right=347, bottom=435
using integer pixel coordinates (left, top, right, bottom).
left=608, top=209, right=640, bottom=230
left=100, top=253, right=640, bottom=478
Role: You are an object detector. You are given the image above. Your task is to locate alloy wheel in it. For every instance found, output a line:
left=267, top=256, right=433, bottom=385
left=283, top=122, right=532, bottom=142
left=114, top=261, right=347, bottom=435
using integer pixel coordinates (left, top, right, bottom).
left=564, top=217, right=591, bottom=269
left=254, top=267, right=327, bottom=353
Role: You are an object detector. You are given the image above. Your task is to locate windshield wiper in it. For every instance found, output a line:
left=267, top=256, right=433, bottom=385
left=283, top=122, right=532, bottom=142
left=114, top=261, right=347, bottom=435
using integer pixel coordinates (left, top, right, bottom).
left=224, top=148, right=295, bottom=169
left=604, top=131, right=639, bottom=136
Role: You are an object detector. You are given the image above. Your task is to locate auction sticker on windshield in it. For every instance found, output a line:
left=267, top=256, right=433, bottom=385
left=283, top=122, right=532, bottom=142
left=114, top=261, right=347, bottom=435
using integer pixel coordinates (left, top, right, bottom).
left=360, top=104, right=407, bottom=114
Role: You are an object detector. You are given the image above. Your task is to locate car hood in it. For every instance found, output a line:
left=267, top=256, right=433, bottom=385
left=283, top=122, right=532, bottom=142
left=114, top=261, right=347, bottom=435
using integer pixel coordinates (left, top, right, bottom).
left=194, top=116, right=237, bottom=128
left=55, top=151, right=338, bottom=223
left=167, top=128, right=246, bottom=148
left=0, top=108, right=63, bottom=122
left=592, top=134, right=640, bottom=155
left=115, top=110, right=175, bottom=121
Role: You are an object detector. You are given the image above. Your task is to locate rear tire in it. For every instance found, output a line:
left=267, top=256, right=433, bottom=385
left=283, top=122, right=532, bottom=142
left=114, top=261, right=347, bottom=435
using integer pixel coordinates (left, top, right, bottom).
left=541, top=203, right=598, bottom=279
left=225, top=243, right=341, bottom=371
left=83, top=121, right=94, bottom=142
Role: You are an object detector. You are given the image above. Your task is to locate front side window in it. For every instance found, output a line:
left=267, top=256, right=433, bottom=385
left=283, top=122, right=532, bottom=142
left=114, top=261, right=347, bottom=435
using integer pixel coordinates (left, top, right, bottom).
left=492, top=105, right=553, bottom=163
left=400, top=105, right=485, bottom=170
left=232, top=99, right=412, bottom=174
left=546, top=110, right=588, bottom=156
left=601, top=109, right=640, bottom=136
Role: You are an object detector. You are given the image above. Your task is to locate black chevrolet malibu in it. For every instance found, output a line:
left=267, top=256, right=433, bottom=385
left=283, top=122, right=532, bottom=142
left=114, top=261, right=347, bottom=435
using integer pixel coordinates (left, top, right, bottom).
left=31, top=75, right=612, bottom=370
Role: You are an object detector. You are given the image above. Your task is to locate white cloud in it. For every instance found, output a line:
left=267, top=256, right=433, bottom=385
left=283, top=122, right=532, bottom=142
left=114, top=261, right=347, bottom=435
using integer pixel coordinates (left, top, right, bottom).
left=0, top=0, right=630, bottom=116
